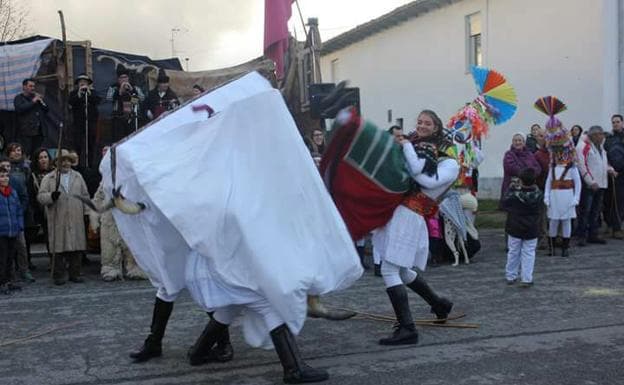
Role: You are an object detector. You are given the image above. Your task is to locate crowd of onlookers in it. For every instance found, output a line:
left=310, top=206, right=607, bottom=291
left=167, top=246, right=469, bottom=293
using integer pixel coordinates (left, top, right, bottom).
left=500, top=114, right=624, bottom=287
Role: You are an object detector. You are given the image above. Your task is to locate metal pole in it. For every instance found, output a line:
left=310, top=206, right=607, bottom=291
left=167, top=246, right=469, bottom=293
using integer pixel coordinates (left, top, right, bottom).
left=294, top=0, right=308, bottom=37
left=84, top=90, right=89, bottom=168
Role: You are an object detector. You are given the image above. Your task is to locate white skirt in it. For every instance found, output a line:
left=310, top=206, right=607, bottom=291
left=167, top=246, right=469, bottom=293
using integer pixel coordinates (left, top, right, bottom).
left=373, top=205, right=429, bottom=270
left=547, top=189, right=576, bottom=220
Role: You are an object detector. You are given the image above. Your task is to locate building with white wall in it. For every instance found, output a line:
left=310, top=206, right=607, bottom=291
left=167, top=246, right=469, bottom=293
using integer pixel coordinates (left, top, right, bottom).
left=320, top=0, right=624, bottom=198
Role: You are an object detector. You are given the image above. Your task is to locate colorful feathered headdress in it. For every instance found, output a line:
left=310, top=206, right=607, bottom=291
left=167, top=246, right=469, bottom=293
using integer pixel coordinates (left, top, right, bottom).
left=446, top=67, right=518, bottom=144
left=534, top=96, right=575, bottom=164
left=534, top=96, right=567, bottom=129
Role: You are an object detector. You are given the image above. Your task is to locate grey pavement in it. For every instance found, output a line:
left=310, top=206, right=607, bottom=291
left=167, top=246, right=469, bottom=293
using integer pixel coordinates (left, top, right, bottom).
left=1, top=229, right=623, bottom=385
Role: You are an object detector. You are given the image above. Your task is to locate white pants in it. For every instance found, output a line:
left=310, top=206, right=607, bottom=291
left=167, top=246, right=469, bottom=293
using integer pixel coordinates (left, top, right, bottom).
left=548, top=218, right=572, bottom=238
left=380, top=260, right=418, bottom=288
left=156, top=287, right=180, bottom=302
left=505, top=236, right=537, bottom=283
left=213, top=299, right=283, bottom=333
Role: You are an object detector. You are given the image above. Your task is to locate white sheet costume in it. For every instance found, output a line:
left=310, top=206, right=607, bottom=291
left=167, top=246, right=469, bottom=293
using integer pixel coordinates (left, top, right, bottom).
left=99, top=72, right=362, bottom=350
left=544, top=165, right=581, bottom=220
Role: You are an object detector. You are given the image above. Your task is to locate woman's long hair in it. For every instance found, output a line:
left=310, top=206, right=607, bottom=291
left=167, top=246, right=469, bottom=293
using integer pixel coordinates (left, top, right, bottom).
left=31, top=147, right=53, bottom=175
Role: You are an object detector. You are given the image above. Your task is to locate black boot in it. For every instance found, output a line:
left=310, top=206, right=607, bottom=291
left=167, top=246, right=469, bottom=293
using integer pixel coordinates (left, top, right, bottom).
left=379, top=285, right=419, bottom=345
left=356, top=246, right=370, bottom=270
left=561, top=238, right=570, bottom=257
left=212, top=327, right=234, bottom=362
left=373, top=263, right=382, bottom=277
left=406, top=275, right=453, bottom=323
left=270, top=324, right=329, bottom=384
left=129, top=297, right=174, bottom=363
left=547, top=237, right=557, bottom=256
left=187, top=318, right=229, bottom=366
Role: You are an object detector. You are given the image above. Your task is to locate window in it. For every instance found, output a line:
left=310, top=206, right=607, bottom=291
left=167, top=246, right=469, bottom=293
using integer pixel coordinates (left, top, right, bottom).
left=330, top=58, right=340, bottom=83
left=466, top=12, right=482, bottom=69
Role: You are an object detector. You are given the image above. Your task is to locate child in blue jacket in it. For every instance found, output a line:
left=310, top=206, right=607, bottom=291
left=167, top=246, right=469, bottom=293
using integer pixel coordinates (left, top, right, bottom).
left=0, top=167, right=24, bottom=294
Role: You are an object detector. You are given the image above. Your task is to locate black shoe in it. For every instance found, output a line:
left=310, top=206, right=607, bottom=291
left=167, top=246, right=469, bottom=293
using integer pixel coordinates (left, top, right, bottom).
left=271, top=324, right=329, bottom=383
left=561, top=238, right=570, bottom=257
left=587, top=236, right=607, bottom=245
left=8, top=282, right=22, bottom=291
left=356, top=246, right=370, bottom=270
left=547, top=237, right=557, bottom=256
left=405, top=275, right=453, bottom=322
left=188, top=318, right=229, bottom=366
left=379, top=285, right=419, bottom=345
left=374, top=263, right=382, bottom=277
left=69, top=276, right=85, bottom=283
left=129, top=335, right=162, bottom=363
left=0, top=283, right=11, bottom=295
left=53, top=279, right=66, bottom=286
left=130, top=297, right=174, bottom=363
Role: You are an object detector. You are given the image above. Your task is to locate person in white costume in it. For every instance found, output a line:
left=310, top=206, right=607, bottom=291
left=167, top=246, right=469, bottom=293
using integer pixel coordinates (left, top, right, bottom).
left=373, top=110, right=458, bottom=345
left=100, top=72, right=362, bottom=384
left=535, top=96, right=582, bottom=257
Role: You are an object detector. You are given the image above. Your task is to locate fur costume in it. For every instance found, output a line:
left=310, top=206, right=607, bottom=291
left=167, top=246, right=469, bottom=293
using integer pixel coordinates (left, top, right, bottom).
left=90, top=183, right=146, bottom=281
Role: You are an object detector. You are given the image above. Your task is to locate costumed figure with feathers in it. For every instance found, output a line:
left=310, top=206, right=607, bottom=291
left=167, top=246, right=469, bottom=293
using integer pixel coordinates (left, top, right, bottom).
left=439, top=67, right=519, bottom=265
left=535, top=97, right=581, bottom=257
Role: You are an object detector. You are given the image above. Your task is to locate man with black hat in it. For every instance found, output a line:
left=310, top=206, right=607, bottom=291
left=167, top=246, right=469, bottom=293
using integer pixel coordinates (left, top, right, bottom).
left=144, top=70, right=179, bottom=121
left=68, top=74, right=100, bottom=167
left=105, top=65, right=145, bottom=142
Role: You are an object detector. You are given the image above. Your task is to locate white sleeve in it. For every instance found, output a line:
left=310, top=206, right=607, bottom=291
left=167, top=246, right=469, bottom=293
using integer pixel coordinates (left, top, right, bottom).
left=402, top=142, right=425, bottom=177
left=413, top=159, right=459, bottom=189
left=572, top=167, right=581, bottom=205
left=544, top=167, right=552, bottom=206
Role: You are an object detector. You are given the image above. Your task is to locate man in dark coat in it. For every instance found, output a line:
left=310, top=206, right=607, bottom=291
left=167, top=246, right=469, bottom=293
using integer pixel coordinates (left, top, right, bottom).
left=68, top=74, right=101, bottom=167
left=144, top=71, right=179, bottom=121
left=105, top=66, right=145, bottom=143
left=13, top=78, right=48, bottom=158
left=605, top=114, right=624, bottom=239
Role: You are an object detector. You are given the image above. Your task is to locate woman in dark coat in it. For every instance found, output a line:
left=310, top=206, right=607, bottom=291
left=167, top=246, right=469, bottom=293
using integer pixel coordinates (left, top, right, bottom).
left=500, top=133, right=542, bottom=207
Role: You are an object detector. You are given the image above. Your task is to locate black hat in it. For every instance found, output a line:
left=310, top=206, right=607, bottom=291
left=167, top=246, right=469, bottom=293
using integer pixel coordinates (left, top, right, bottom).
left=74, top=73, right=93, bottom=85
left=116, top=64, right=129, bottom=77
left=157, top=69, right=169, bottom=84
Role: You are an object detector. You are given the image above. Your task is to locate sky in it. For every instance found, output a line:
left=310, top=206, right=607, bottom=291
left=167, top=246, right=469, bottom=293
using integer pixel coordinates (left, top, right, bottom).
left=26, top=0, right=413, bottom=71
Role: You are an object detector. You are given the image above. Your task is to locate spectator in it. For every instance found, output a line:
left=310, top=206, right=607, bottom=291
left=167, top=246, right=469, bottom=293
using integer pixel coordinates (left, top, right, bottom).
left=571, top=125, right=583, bottom=146
left=525, top=124, right=541, bottom=153
left=309, top=129, right=326, bottom=155
left=145, top=70, right=179, bottom=121
left=37, top=149, right=91, bottom=285
left=0, top=167, right=24, bottom=295
left=605, top=114, right=624, bottom=239
left=192, top=84, right=205, bottom=96
left=502, top=168, right=542, bottom=287
left=576, top=126, right=613, bottom=245
left=4, top=143, right=35, bottom=282
left=106, top=65, right=145, bottom=142
left=68, top=74, right=100, bottom=167
left=533, top=129, right=550, bottom=249
left=387, top=125, right=405, bottom=144
left=500, top=133, right=542, bottom=207
left=13, top=78, right=48, bottom=158
left=29, top=148, right=54, bottom=261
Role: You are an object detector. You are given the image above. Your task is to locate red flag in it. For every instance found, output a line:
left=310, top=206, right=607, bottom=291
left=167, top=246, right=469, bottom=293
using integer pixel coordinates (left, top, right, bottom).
left=264, top=0, right=292, bottom=79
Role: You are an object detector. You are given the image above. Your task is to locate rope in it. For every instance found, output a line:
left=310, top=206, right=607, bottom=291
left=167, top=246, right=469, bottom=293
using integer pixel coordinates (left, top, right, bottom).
left=0, top=321, right=83, bottom=348
left=327, top=307, right=479, bottom=329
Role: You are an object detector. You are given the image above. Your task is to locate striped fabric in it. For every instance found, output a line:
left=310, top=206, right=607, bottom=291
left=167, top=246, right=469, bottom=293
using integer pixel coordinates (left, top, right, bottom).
left=0, top=38, right=54, bottom=111
left=344, top=120, right=411, bottom=194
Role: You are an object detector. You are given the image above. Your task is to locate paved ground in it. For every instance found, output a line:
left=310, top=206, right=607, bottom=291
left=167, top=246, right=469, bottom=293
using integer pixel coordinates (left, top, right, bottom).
left=1, top=229, right=623, bottom=385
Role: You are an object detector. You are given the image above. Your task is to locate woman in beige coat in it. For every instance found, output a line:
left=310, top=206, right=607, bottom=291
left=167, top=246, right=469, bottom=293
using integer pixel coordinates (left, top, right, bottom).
left=37, top=149, right=91, bottom=285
